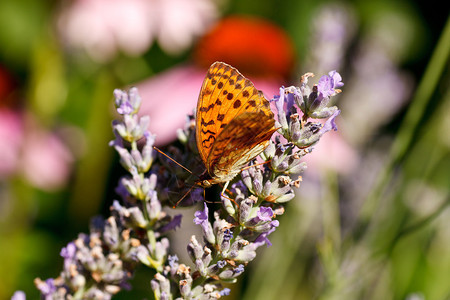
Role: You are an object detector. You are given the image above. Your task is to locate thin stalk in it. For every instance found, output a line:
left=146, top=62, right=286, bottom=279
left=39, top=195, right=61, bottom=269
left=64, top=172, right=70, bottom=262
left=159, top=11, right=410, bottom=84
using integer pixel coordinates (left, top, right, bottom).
left=356, top=16, right=450, bottom=234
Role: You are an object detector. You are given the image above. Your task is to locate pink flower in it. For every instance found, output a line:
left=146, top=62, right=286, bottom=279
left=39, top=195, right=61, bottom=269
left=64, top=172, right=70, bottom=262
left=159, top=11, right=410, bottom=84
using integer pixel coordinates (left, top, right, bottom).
left=58, top=0, right=219, bottom=61
left=0, top=109, right=24, bottom=177
left=0, top=109, right=74, bottom=190
left=21, top=126, right=74, bottom=190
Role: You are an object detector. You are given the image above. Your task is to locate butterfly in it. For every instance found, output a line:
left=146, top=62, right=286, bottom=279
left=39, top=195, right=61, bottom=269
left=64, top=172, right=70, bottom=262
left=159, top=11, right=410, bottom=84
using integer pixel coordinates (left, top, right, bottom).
left=194, top=61, right=277, bottom=192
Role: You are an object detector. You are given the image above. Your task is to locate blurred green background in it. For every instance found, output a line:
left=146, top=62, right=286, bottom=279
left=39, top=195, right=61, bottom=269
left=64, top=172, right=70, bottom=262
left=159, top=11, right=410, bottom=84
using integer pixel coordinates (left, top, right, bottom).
left=0, top=0, right=449, bottom=299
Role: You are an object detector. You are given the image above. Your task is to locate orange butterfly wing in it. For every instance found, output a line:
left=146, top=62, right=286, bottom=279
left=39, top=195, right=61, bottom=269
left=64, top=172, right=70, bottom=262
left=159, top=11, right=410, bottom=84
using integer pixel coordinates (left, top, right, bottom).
left=207, top=111, right=276, bottom=182
left=196, top=62, right=276, bottom=181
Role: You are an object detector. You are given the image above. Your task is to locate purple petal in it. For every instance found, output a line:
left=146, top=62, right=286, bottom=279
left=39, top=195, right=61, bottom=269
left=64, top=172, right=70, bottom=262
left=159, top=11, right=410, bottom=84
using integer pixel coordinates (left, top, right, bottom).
left=168, top=255, right=179, bottom=269
left=219, top=288, right=231, bottom=296
left=329, top=70, right=344, bottom=88
left=257, top=206, right=274, bottom=222
left=193, top=203, right=208, bottom=225
left=319, top=109, right=341, bottom=134
left=318, top=75, right=334, bottom=98
left=159, top=214, right=182, bottom=233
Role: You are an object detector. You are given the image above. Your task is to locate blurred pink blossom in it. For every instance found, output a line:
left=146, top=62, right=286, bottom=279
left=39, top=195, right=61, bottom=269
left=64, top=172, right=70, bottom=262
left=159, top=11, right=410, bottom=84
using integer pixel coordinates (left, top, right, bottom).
left=58, top=0, right=220, bottom=61
left=137, top=64, right=282, bottom=146
left=0, top=109, right=24, bottom=177
left=0, top=109, right=74, bottom=190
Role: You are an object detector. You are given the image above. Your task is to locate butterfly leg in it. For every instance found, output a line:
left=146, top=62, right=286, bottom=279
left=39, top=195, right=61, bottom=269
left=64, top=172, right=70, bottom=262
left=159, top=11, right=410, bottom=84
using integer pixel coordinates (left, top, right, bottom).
left=220, top=181, right=239, bottom=208
left=221, top=181, right=230, bottom=196
left=240, top=159, right=271, bottom=172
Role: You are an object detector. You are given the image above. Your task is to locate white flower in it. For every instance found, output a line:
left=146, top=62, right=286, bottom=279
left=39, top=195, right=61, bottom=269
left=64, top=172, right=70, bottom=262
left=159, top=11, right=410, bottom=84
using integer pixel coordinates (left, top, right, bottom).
left=58, top=0, right=220, bottom=62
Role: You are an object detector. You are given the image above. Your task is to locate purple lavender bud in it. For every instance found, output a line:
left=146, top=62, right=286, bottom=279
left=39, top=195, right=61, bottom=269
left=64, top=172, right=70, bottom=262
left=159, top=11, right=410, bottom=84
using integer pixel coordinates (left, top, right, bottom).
left=128, top=207, right=148, bottom=227
left=141, top=178, right=155, bottom=202
left=239, top=198, right=255, bottom=224
left=235, top=264, right=245, bottom=274
left=140, top=132, right=156, bottom=172
left=206, top=261, right=224, bottom=275
left=233, top=243, right=257, bottom=261
left=160, top=292, right=169, bottom=300
left=103, top=217, right=120, bottom=248
left=289, top=114, right=301, bottom=142
left=194, top=203, right=215, bottom=244
left=187, top=235, right=204, bottom=261
left=83, top=288, right=109, bottom=299
left=217, top=260, right=227, bottom=268
left=154, top=238, right=170, bottom=262
left=11, top=291, right=26, bottom=300
left=221, top=194, right=236, bottom=216
left=130, top=148, right=144, bottom=171
left=262, top=180, right=272, bottom=198
left=148, top=173, right=158, bottom=190
left=114, top=89, right=134, bottom=115
left=168, top=255, right=178, bottom=270
left=273, top=87, right=288, bottom=130
left=274, top=161, right=289, bottom=172
left=146, top=190, right=161, bottom=220
left=36, top=278, right=57, bottom=297
left=115, top=145, right=134, bottom=171
left=152, top=273, right=172, bottom=300
left=135, top=245, right=151, bottom=266
left=219, top=288, right=231, bottom=297
left=263, top=139, right=276, bottom=158
left=121, top=177, right=138, bottom=199
left=252, top=170, right=263, bottom=194
left=71, top=275, right=86, bottom=291
left=179, top=279, right=192, bottom=298
left=241, top=169, right=253, bottom=193
left=60, top=242, right=77, bottom=266
left=218, top=264, right=245, bottom=280
left=195, top=258, right=207, bottom=276
left=231, top=180, right=248, bottom=195
left=117, top=101, right=133, bottom=115
left=201, top=246, right=212, bottom=268
left=135, top=115, right=150, bottom=138
left=290, top=85, right=303, bottom=108
left=150, top=279, right=160, bottom=296
left=286, top=156, right=307, bottom=175
left=127, top=87, right=142, bottom=111
left=150, top=278, right=164, bottom=294
left=271, top=145, right=291, bottom=169
left=218, top=228, right=233, bottom=253
left=310, top=105, right=339, bottom=119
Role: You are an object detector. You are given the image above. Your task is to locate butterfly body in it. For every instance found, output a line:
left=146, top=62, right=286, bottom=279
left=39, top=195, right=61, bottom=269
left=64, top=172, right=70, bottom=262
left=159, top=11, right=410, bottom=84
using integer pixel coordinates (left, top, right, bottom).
left=195, top=62, right=276, bottom=189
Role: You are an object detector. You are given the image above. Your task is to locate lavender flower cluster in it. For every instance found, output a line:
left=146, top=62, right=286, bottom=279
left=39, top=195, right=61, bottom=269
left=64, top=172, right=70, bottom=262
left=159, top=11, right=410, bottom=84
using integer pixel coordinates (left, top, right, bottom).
left=14, top=70, right=342, bottom=300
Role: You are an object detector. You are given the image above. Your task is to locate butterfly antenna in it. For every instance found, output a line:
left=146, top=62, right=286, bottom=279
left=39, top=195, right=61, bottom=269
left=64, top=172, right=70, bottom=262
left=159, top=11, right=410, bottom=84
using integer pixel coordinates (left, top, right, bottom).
left=153, top=146, right=193, bottom=174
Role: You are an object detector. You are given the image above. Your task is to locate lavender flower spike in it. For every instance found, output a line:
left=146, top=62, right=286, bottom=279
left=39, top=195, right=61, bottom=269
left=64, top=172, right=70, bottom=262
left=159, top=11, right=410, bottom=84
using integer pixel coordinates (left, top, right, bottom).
left=26, top=68, right=343, bottom=298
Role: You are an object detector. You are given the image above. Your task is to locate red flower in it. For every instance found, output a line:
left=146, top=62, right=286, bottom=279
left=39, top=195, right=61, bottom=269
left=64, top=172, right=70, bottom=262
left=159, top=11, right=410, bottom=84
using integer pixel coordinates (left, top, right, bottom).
left=194, top=16, right=295, bottom=80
